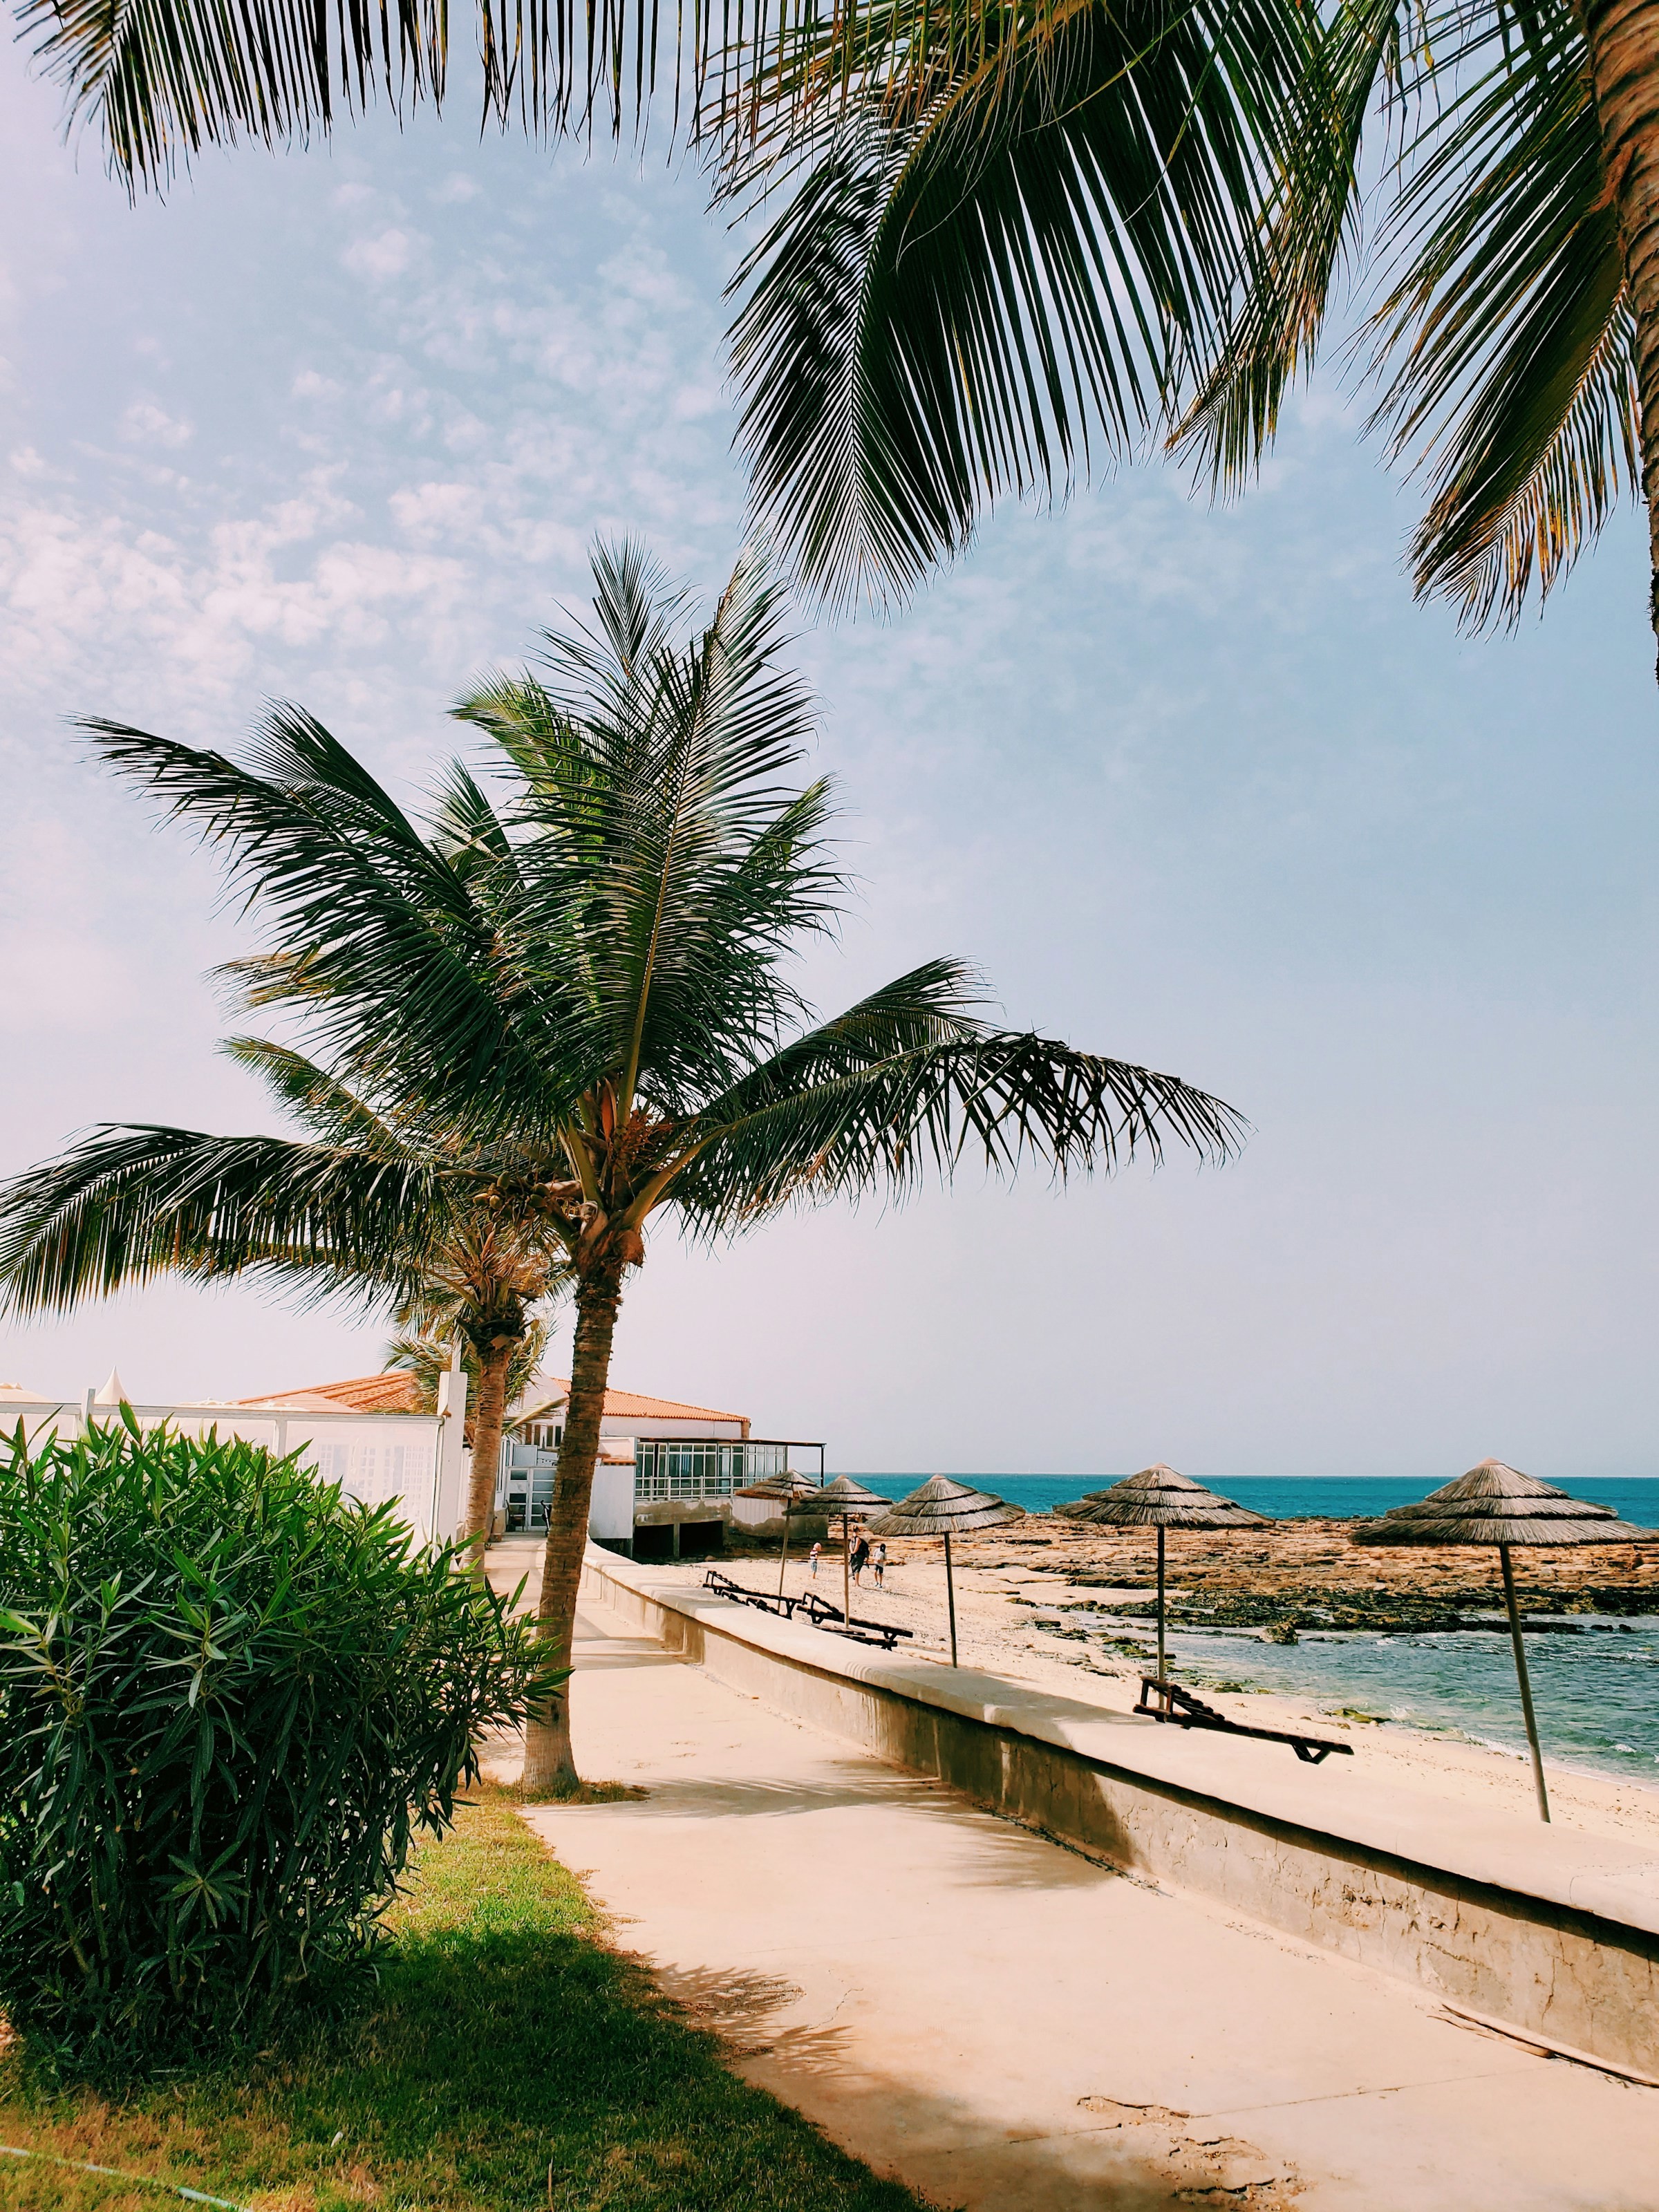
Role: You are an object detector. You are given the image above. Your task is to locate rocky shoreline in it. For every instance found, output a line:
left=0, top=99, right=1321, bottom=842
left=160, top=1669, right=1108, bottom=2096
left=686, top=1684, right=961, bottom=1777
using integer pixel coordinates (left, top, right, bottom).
left=705, top=1512, right=1659, bottom=1844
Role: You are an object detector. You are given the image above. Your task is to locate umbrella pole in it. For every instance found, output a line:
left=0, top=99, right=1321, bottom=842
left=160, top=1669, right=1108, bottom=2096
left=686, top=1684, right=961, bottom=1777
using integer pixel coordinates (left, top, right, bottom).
left=1500, top=1545, right=1550, bottom=1824
left=1156, top=1526, right=1167, bottom=1683
left=944, top=1529, right=958, bottom=1667
left=843, top=1515, right=851, bottom=1624
left=777, top=1514, right=791, bottom=1598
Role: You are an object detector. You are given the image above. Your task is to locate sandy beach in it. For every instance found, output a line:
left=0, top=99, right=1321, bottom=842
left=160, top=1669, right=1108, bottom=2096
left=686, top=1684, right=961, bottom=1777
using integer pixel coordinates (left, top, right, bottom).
left=673, top=1519, right=1659, bottom=1847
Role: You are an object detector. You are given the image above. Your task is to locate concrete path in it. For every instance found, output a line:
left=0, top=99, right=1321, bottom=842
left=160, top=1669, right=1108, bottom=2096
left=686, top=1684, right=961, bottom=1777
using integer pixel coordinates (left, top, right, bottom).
left=515, top=1595, right=1659, bottom=2212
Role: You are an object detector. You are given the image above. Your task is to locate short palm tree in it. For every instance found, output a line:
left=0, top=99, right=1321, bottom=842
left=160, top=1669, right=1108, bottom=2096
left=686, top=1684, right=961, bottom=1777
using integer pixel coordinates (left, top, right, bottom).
left=386, top=1318, right=550, bottom=1418
left=722, top=0, right=1659, bottom=661
left=0, top=1036, right=572, bottom=1556
left=0, top=540, right=1246, bottom=1785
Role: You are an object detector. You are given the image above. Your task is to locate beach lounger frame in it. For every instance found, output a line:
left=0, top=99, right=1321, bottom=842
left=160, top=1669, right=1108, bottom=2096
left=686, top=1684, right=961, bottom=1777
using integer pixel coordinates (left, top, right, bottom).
left=1135, top=1676, right=1353, bottom=1763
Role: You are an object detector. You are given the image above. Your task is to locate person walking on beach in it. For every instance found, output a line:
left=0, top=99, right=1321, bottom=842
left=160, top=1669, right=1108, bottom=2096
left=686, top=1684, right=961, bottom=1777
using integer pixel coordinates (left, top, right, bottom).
left=872, top=1541, right=888, bottom=1590
left=850, top=1533, right=871, bottom=1585
left=808, top=1541, right=822, bottom=1577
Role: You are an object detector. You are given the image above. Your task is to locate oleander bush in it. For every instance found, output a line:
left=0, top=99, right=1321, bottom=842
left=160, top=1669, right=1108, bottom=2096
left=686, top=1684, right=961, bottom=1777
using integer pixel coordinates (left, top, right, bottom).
left=0, top=1414, right=561, bottom=2074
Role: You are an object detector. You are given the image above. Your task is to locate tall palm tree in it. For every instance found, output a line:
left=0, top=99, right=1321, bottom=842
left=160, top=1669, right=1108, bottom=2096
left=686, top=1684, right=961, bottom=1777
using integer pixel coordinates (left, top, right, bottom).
left=451, top=540, right=1246, bottom=1784
left=0, top=1037, right=572, bottom=1558
left=0, top=540, right=1246, bottom=1785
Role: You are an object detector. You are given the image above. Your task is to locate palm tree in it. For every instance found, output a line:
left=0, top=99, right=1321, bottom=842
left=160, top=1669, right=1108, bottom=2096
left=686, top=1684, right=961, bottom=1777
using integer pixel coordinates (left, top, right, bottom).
left=451, top=540, right=1246, bottom=1784
left=722, top=0, right=1659, bottom=663
left=0, top=1039, right=572, bottom=1562
left=0, top=540, right=1246, bottom=1786
left=385, top=1318, right=550, bottom=1417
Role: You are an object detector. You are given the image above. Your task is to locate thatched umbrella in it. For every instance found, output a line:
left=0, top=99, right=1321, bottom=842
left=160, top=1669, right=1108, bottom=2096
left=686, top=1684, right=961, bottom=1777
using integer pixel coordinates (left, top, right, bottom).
left=1053, top=1488, right=1116, bottom=1521
left=732, top=1471, right=833, bottom=1595
left=788, top=1476, right=888, bottom=1624
left=865, top=1475, right=1026, bottom=1666
left=1352, top=1459, right=1655, bottom=1822
left=1062, top=1464, right=1268, bottom=1683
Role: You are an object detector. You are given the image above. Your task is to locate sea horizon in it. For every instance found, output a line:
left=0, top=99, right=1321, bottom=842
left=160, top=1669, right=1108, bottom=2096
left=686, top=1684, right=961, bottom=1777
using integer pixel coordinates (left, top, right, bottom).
left=832, top=1472, right=1659, bottom=1520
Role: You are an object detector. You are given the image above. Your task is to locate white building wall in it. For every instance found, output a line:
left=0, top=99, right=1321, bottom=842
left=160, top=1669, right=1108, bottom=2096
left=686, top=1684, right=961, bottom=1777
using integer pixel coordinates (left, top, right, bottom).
left=1, top=1399, right=457, bottom=1546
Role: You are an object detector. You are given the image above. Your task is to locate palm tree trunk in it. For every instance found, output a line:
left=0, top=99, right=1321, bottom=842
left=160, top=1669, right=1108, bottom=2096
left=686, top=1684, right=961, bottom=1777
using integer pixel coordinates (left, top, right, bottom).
left=1581, top=0, right=1659, bottom=662
left=464, top=1340, right=514, bottom=1565
left=521, top=1254, right=626, bottom=1790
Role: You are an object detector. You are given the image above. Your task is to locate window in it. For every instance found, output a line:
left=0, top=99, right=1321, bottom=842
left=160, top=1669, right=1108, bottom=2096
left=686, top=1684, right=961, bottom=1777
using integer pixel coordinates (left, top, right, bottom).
left=634, top=1440, right=744, bottom=1501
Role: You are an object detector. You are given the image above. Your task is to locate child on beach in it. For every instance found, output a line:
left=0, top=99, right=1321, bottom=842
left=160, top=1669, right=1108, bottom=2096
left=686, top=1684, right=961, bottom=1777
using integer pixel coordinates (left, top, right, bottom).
left=808, top=1541, right=822, bottom=1577
left=872, top=1541, right=887, bottom=1589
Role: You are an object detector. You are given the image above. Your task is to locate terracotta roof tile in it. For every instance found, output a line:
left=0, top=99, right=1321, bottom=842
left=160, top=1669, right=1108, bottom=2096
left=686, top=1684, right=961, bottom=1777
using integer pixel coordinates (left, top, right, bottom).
left=236, top=1374, right=424, bottom=1414
left=240, top=1371, right=746, bottom=1424
left=527, top=1378, right=747, bottom=1423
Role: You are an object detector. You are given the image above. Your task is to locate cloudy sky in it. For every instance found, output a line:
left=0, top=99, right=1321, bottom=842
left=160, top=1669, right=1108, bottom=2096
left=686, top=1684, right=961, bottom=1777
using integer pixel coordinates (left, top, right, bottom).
left=2, top=44, right=1656, bottom=1477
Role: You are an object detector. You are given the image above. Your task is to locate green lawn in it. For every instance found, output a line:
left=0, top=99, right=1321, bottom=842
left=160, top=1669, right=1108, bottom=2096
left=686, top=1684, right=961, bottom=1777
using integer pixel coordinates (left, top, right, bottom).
left=0, top=1792, right=924, bottom=2212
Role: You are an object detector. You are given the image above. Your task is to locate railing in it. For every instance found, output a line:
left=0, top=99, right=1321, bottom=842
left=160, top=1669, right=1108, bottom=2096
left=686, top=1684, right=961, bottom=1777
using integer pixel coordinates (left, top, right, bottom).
left=498, top=1433, right=827, bottom=1527
left=633, top=1436, right=825, bottom=1502
left=635, top=1440, right=751, bottom=1501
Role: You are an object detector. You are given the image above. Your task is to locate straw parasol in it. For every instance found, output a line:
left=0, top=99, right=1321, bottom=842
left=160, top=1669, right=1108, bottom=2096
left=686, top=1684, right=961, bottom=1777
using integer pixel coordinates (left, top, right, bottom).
left=1062, top=1464, right=1269, bottom=1683
left=789, top=1476, right=888, bottom=1623
left=1352, top=1460, right=1655, bottom=1822
left=735, top=1471, right=830, bottom=1595
left=1053, top=1488, right=1116, bottom=1521
left=865, top=1475, right=1026, bottom=1666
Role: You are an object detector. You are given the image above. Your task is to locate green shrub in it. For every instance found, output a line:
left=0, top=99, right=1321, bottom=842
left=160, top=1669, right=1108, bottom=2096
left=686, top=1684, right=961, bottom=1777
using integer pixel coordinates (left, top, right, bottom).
left=0, top=1414, right=560, bottom=2074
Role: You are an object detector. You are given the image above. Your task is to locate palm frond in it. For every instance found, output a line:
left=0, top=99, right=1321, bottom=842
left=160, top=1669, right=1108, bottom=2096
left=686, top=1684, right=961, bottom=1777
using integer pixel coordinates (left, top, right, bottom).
left=78, top=709, right=582, bottom=1134
left=1360, top=2, right=1636, bottom=624
left=0, top=1126, right=448, bottom=1317
left=668, top=963, right=1246, bottom=1229
left=221, top=1038, right=410, bottom=1153
left=16, top=0, right=445, bottom=194
left=1404, top=256, right=1634, bottom=624
left=722, top=0, right=1318, bottom=603
left=1172, top=0, right=1400, bottom=489
left=17, top=0, right=852, bottom=191
left=459, top=541, right=843, bottom=1116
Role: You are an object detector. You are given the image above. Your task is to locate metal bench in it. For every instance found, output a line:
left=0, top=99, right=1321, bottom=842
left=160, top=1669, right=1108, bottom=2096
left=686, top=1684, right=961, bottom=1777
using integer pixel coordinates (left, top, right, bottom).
left=1134, top=1676, right=1353, bottom=1765
left=793, top=1589, right=916, bottom=1649
left=702, top=1568, right=800, bottom=1620
left=702, top=1571, right=915, bottom=1651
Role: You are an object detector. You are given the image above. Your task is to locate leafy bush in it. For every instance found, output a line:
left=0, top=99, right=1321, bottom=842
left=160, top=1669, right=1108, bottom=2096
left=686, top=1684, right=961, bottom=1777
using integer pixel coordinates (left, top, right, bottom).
left=0, top=1414, right=560, bottom=2073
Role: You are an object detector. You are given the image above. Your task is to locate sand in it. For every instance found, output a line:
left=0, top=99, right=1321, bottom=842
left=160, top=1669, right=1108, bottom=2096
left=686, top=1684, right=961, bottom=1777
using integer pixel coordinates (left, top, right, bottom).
left=662, top=1521, right=1659, bottom=1848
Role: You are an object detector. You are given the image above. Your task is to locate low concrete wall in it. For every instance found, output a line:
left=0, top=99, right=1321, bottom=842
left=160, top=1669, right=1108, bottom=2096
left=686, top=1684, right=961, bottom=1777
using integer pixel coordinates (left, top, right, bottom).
left=581, top=1545, right=1659, bottom=2076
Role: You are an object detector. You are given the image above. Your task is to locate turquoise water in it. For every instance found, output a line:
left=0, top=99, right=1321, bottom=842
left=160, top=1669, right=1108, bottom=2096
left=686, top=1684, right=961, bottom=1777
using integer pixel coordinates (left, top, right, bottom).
left=845, top=1474, right=1659, bottom=1781
left=849, top=1472, right=1659, bottom=1522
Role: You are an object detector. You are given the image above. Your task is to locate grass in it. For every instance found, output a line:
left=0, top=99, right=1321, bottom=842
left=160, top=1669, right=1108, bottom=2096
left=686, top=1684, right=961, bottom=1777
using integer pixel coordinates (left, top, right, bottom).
left=0, top=1792, right=924, bottom=2212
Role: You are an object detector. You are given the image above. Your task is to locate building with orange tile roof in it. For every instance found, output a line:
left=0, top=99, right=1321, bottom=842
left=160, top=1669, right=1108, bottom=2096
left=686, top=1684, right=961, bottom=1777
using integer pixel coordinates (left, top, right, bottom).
left=237, top=1367, right=794, bottom=1559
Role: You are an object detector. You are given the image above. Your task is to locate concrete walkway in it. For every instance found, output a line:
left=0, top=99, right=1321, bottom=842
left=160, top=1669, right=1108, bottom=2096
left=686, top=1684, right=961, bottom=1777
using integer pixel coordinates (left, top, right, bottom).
left=515, top=1595, right=1658, bottom=2212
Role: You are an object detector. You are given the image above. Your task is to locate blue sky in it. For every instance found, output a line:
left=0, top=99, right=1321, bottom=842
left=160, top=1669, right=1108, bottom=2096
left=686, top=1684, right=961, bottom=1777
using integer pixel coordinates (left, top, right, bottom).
left=2, top=46, right=1656, bottom=1477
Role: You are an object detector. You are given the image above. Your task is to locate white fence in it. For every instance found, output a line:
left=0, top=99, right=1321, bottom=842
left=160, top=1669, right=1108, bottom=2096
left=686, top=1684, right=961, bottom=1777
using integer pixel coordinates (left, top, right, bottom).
left=0, top=1392, right=469, bottom=1548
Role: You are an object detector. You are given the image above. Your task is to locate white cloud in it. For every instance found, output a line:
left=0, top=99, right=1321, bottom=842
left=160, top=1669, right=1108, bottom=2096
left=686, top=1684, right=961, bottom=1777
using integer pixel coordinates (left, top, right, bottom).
left=292, top=368, right=342, bottom=401
left=432, top=174, right=482, bottom=204
left=119, top=401, right=192, bottom=449
left=341, top=227, right=422, bottom=282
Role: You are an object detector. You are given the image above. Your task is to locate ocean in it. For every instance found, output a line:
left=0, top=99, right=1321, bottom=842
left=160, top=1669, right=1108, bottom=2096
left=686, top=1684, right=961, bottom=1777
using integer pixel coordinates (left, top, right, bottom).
left=848, top=1472, right=1659, bottom=1523
left=844, top=1474, right=1659, bottom=1783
